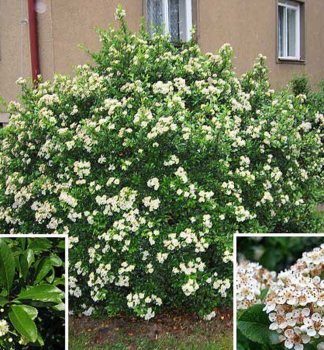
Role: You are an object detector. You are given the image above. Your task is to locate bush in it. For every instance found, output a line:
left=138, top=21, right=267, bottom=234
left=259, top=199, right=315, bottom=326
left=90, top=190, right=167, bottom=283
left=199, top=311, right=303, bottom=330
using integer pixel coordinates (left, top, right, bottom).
left=0, top=238, right=65, bottom=349
left=290, top=75, right=311, bottom=97
left=0, top=6, right=323, bottom=319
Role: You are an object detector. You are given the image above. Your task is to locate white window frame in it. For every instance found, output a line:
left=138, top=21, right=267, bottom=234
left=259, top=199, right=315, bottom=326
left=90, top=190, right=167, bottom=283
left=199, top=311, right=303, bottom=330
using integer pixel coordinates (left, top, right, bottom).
left=278, top=1, right=301, bottom=60
left=147, top=0, right=193, bottom=42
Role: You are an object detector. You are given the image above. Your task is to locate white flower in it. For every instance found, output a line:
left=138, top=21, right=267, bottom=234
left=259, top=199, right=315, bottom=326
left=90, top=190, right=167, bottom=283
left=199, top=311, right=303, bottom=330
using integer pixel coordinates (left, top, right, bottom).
left=114, top=6, right=126, bottom=20
left=143, top=196, right=160, bottom=211
left=147, top=178, right=160, bottom=190
left=182, top=279, right=199, bottom=296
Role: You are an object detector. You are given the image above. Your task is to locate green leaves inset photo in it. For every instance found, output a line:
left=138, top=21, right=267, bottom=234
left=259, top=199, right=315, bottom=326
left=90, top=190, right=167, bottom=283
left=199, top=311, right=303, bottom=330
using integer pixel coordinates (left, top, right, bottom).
left=0, top=238, right=65, bottom=349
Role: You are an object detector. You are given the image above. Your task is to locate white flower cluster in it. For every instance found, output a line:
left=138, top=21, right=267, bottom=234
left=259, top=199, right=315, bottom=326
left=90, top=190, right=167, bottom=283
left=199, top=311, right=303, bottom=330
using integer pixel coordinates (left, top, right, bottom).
left=238, top=246, right=324, bottom=350
left=0, top=319, right=9, bottom=337
left=263, top=245, right=324, bottom=350
left=237, top=260, right=276, bottom=310
left=114, top=5, right=126, bottom=20
left=73, top=161, right=91, bottom=178
left=147, top=177, right=160, bottom=190
left=182, top=278, right=200, bottom=296
left=126, top=292, right=162, bottom=320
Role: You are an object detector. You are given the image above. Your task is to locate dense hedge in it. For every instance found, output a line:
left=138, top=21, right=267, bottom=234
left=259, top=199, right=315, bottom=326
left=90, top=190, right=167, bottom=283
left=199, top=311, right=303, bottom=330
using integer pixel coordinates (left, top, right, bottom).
left=0, top=7, right=323, bottom=319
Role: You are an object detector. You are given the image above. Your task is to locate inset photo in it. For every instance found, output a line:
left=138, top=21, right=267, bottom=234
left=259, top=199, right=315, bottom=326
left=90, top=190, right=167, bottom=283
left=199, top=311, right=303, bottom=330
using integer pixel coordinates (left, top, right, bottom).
left=0, top=236, right=66, bottom=349
left=235, top=234, right=324, bottom=350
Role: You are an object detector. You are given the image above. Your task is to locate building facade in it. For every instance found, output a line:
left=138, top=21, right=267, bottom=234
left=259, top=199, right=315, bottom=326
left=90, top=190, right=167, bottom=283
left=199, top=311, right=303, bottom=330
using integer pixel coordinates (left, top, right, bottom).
left=1, top=0, right=324, bottom=125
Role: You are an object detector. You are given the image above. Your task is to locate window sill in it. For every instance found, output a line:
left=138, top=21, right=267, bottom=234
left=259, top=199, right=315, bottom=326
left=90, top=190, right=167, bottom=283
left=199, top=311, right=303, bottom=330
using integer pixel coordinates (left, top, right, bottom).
left=277, top=57, right=306, bottom=65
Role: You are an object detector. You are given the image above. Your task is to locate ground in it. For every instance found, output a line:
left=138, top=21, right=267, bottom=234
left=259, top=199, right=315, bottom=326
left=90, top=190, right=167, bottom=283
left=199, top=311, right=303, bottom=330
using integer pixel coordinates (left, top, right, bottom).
left=69, top=309, right=233, bottom=350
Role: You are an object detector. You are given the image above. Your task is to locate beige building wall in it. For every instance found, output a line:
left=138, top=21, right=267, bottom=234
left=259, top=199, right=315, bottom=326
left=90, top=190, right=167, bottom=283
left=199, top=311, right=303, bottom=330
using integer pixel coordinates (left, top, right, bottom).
left=198, top=0, right=324, bottom=89
left=0, top=0, right=31, bottom=104
left=42, top=0, right=142, bottom=79
left=0, top=0, right=143, bottom=106
left=1, top=0, right=324, bottom=112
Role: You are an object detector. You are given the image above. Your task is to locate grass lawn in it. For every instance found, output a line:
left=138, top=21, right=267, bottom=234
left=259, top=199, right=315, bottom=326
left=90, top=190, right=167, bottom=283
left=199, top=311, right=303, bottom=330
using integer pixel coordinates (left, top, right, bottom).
left=69, top=310, right=233, bottom=350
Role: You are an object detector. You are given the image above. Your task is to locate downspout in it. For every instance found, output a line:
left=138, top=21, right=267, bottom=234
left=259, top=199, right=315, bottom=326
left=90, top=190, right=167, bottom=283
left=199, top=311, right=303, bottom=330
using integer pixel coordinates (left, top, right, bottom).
left=28, top=0, right=40, bottom=84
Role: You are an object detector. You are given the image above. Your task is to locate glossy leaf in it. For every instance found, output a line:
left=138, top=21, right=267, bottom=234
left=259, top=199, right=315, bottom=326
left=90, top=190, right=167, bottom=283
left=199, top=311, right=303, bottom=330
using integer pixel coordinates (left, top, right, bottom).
left=27, top=238, right=52, bottom=252
left=237, top=304, right=280, bottom=346
left=0, top=239, right=15, bottom=294
left=19, top=304, right=38, bottom=320
left=19, top=238, right=26, bottom=250
left=28, top=299, right=63, bottom=308
left=0, top=296, right=8, bottom=307
left=36, top=333, right=45, bottom=346
left=9, top=305, right=38, bottom=342
left=46, top=267, right=55, bottom=284
left=19, top=254, right=29, bottom=281
left=53, top=302, right=65, bottom=312
left=25, top=249, right=34, bottom=267
left=57, top=240, right=65, bottom=249
left=49, top=254, right=63, bottom=267
left=53, top=276, right=65, bottom=286
left=34, top=257, right=51, bottom=284
left=18, top=285, right=64, bottom=302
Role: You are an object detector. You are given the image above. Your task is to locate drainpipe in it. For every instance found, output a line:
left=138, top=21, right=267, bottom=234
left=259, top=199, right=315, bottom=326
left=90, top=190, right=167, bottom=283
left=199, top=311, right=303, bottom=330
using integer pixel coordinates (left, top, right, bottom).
left=28, top=0, right=40, bottom=84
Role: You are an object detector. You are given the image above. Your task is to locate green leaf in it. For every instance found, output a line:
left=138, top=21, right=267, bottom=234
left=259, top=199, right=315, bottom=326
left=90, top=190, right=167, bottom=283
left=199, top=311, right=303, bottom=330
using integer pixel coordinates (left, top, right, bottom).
left=46, top=267, right=55, bottom=284
left=34, top=257, right=51, bottom=284
left=57, top=240, right=65, bottom=249
left=237, top=304, right=280, bottom=346
left=53, top=276, right=65, bottom=286
left=18, top=285, right=64, bottom=302
left=36, top=333, right=44, bottom=346
left=0, top=239, right=15, bottom=294
left=19, top=305, right=38, bottom=320
left=49, top=254, right=63, bottom=267
left=53, top=302, right=65, bottom=312
left=27, top=238, right=52, bottom=252
left=19, top=254, right=29, bottom=282
left=260, top=288, right=269, bottom=301
left=25, top=249, right=34, bottom=267
left=0, top=296, right=8, bottom=307
left=18, top=238, right=26, bottom=250
left=28, top=300, right=63, bottom=308
left=9, top=305, right=38, bottom=342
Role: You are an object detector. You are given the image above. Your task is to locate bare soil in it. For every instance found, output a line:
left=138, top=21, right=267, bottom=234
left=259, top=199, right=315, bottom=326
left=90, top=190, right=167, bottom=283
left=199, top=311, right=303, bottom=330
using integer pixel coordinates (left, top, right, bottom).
left=69, top=308, right=233, bottom=348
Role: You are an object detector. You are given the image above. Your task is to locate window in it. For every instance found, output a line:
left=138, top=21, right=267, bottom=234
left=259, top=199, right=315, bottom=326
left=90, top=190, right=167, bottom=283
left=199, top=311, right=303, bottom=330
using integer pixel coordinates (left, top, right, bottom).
left=147, top=0, right=192, bottom=42
left=278, top=1, right=301, bottom=59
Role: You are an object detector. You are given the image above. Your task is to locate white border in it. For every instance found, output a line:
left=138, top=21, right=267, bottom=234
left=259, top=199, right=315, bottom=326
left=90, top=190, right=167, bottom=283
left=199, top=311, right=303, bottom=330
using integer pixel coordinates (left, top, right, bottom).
left=233, top=233, right=324, bottom=350
left=184, top=0, right=193, bottom=42
left=0, top=234, right=68, bottom=349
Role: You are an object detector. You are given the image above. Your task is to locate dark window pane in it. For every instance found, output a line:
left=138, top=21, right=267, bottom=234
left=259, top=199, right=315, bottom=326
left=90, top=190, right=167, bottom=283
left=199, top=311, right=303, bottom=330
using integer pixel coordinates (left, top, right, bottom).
left=169, top=0, right=180, bottom=41
left=287, top=8, right=297, bottom=57
left=278, top=5, right=285, bottom=57
left=147, top=0, right=164, bottom=37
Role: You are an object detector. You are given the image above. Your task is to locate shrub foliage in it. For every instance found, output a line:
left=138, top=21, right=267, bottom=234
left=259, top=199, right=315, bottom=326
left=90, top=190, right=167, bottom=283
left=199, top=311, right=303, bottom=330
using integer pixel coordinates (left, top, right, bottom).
left=0, top=7, right=323, bottom=319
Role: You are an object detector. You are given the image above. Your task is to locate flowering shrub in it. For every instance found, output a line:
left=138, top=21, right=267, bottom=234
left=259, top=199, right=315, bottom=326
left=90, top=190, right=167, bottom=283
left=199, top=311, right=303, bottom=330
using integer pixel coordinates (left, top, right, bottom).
left=0, top=238, right=65, bottom=349
left=0, top=6, right=324, bottom=320
left=237, top=245, right=324, bottom=350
